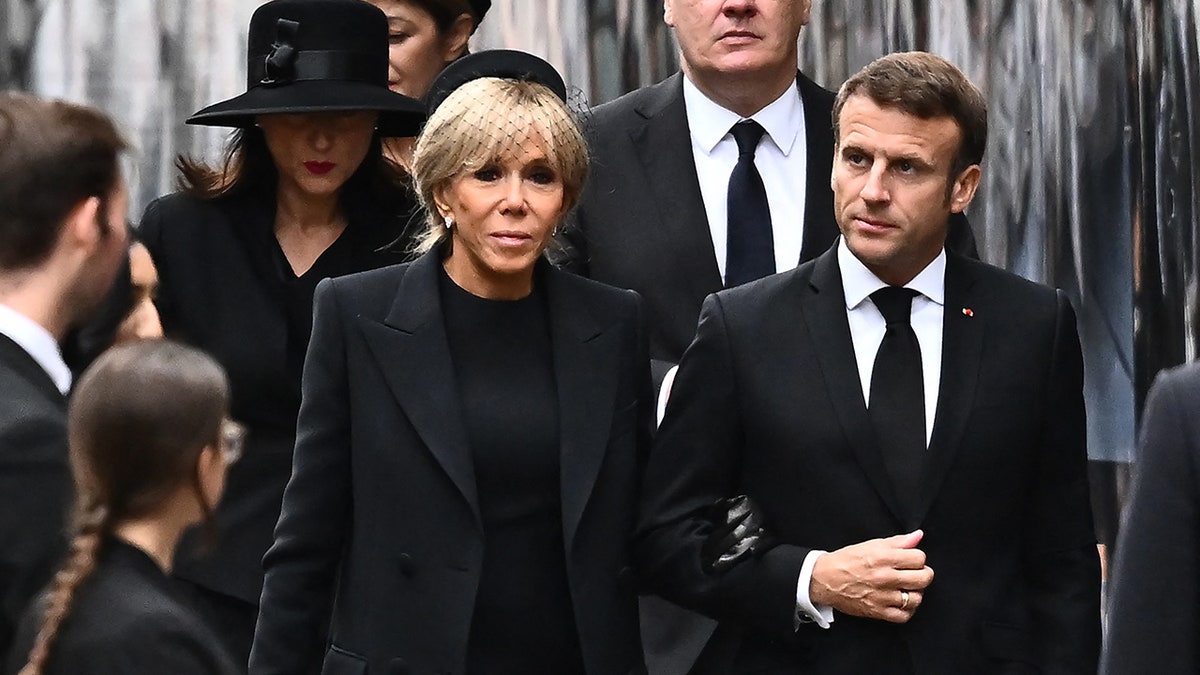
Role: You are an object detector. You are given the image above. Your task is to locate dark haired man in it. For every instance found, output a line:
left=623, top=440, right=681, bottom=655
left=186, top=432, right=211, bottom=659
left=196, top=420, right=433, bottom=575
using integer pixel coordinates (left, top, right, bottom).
left=563, top=5, right=974, bottom=669
left=636, top=52, right=1100, bottom=673
left=0, top=92, right=129, bottom=657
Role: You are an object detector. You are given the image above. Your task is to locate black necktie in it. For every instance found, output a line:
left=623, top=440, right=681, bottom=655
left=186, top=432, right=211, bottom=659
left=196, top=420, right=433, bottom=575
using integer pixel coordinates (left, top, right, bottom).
left=869, top=286, right=926, bottom=513
left=725, top=120, right=774, bottom=287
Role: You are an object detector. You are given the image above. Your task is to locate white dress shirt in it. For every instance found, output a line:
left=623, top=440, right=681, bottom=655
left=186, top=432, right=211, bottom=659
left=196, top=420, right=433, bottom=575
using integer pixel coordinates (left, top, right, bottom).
left=0, top=303, right=71, bottom=394
left=794, top=238, right=946, bottom=628
left=682, top=74, right=808, bottom=283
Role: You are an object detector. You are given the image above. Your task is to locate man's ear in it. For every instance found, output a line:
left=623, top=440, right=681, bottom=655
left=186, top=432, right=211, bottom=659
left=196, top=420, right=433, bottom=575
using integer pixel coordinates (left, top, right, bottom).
left=61, top=196, right=103, bottom=251
left=949, top=164, right=982, bottom=214
left=799, top=0, right=813, bottom=25
left=663, top=0, right=675, bottom=28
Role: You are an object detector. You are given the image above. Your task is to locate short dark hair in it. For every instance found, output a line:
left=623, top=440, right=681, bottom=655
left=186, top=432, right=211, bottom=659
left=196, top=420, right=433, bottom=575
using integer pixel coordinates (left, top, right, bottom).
left=833, top=51, right=987, bottom=179
left=409, top=0, right=479, bottom=31
left=0, top=93, right=127, bottom=271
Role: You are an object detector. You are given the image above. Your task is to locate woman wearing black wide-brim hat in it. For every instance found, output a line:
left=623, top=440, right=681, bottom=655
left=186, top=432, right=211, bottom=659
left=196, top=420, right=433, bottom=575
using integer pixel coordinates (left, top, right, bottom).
left=137, top=0, right=427, bottom=669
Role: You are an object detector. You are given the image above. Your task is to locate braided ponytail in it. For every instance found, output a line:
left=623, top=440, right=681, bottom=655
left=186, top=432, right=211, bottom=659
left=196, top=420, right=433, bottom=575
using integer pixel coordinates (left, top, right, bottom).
left=17, top=498, right=111, bottom=675
left=12, top=340, right=229, bottom=675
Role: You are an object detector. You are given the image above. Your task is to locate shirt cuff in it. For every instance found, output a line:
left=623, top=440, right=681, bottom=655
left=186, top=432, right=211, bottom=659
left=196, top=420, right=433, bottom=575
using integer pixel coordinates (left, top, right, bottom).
left=656, top=365, right=679, bottom=427
left=795, top=550, right=834, bottom=629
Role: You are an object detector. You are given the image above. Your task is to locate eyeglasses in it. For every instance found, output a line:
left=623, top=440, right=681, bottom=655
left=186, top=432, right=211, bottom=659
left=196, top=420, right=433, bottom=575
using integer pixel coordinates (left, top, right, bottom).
left=219, top=419, right=247, bottom=465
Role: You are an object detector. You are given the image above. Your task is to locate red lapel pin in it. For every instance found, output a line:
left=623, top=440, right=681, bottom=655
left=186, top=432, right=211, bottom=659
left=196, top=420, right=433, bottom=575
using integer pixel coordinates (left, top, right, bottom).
left=962, top=307, right=974, bottom=317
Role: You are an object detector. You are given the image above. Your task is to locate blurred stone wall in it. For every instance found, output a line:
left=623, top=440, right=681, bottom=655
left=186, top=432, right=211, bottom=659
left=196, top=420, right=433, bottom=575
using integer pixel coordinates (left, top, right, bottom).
left=4, top=0, right=1196, bottom=464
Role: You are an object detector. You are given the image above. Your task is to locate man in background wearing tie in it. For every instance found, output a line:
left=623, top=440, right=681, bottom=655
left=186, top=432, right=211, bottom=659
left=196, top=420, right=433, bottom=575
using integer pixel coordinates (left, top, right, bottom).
left=561, top=0, right=975, bottom=395
left=635, top=52, right=1100, bottom=673
left=0, top=93, right=130, bottom=657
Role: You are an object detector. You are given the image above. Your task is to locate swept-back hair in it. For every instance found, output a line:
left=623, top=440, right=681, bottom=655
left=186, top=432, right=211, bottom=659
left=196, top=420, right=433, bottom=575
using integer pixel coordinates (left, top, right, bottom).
left=17, top=340, right=229, bottom=675
left=0, top=93, right=127, bottom=271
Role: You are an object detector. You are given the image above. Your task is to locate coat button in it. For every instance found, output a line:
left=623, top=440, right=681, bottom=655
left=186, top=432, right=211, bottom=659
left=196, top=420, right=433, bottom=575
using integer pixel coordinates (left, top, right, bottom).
left=398, top=553, right=416, bottom=578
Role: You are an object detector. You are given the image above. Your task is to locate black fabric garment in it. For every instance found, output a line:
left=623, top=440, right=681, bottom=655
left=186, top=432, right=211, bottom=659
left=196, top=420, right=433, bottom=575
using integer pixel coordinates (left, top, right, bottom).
left=5, top=539, right=238, bottom=675
left=139, top=183, right=419, bottom=670
left=868, top=287, right=926, bottom=522
left=725, top=120, right=774, bottom=287
left=438, top=267, right=585, bottom=675
left=0, top=334, right=68, bottom=659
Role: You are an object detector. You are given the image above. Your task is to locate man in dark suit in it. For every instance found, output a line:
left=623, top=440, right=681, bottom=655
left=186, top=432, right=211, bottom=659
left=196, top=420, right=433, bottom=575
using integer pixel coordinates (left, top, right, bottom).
left=566, top=2, right=975, bottom=669
left=0, top=92, right=130, bottom=657
left=1101, top=361, right=1200, bottom=674
left=635, top=52, right=1100, bottom=673
left=562, top=0, right=975, bottom=392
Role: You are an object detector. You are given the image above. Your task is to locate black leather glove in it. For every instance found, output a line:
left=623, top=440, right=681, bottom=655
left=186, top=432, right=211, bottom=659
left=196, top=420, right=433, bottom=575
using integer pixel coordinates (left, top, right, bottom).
left=701, top=495, right=775, bottom=574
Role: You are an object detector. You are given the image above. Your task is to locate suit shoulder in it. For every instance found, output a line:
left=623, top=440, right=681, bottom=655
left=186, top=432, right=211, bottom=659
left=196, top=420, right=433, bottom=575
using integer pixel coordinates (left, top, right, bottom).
left=591, top=75, right=679, bottom=128
left=321, top=260, right=410, bottom=308
left=138, top=192, right=225, bottom=234
left=1151, top=361, right=1200, bottom=402
left=709, top=265, right=811, bottom=316
left=956, top=254, right=1064, bottom=307
left=550, top=267, right=640, bottom=312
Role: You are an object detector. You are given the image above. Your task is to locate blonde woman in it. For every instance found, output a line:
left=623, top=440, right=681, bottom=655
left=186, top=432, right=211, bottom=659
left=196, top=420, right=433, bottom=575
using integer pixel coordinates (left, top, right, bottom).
left=252, top=51, right=652, bottom=674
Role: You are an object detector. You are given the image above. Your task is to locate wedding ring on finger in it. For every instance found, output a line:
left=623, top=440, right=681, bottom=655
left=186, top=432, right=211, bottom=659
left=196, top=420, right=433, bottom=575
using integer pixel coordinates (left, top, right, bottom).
left=900, top=590, right=910, bottom=610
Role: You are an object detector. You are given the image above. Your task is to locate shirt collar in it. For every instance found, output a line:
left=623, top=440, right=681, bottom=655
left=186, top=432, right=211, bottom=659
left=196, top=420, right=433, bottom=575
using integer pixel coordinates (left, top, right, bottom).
left=0, top=304, right=71, bottom=394
left=682, top=74, right=804, bottom=156
left=837, top=237, right=946, bottom=310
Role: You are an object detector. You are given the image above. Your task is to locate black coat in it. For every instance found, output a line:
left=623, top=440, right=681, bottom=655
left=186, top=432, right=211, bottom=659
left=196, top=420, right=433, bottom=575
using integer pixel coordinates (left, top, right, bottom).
left=0, top=334, right=68, bottom=659
left=250, top=251, right=653, bottom=675
left=139, top=189, right=416, bottom=606
left=1101, top=362, right=1200, bottom=674
left=5, top=539, right=237, bottom=675
left=636, top=244, right=1101, bottom=674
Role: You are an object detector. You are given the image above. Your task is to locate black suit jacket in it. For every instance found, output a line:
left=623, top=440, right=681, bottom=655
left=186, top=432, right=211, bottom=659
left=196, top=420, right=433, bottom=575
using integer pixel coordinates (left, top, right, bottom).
left=250, top=251, right=653, bottom=675
left=139, top=191, right=412, bottom=607
left=5, top=539, right=237, bottom=675
left=1101, top=362, right=1200, bottom=674
left=636, top=245, right=1100, bottom=674
left=0, top=334, right=68, bottom=659
left=563, top=72, right=976, bottom=387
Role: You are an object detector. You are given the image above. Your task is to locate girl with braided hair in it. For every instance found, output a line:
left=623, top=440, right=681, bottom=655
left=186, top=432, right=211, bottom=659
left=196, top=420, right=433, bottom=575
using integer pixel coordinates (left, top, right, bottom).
left=5, top=340, right=241, bottom=675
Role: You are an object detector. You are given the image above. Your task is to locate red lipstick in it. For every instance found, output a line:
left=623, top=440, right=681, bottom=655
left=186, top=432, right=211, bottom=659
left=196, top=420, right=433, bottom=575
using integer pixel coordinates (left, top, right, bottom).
left=304, top=161, right=335, bottom=175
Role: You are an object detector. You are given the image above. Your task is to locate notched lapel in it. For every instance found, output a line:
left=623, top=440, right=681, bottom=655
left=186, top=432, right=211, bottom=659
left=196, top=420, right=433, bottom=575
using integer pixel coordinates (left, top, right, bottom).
left=358, top=255, right=481, bottom=529
left=913, top=256, right=983, bottom=524
left=629, top=75, right=723, bottom=295
left=548, top=275, right=622, bottom=549
left=802, top=251, right=907, bottom=525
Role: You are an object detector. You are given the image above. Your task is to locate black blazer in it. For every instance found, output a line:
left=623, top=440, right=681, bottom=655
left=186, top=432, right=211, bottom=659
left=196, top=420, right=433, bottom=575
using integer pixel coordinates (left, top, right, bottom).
left=139, top=191, right=412, bottom=605
left=562, top=72, right=976, bottom=386
left=1101, top=362, right=1200, bottom=674
left=5, top=539, right=237, bottom=675
left=0, top=334, right=68, bottom=658
left=636, top=245, right=1100, bottom=674
left=250, top=251, right=654, bottom=675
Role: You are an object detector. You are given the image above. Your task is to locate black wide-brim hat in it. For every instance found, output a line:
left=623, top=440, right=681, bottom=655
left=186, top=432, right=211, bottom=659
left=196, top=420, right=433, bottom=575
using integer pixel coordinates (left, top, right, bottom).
left=187, top=0, right=425, bottom=137
left=425, top=49, right=567, bottom=116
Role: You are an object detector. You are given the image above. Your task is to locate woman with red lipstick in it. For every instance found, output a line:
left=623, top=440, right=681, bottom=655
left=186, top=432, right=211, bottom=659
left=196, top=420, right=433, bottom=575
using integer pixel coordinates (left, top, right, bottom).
left=252, top=50, right=652, bottom=674
left=365, top=0, right=490, bottom=170
left=136, top=0, right=427, bottom=669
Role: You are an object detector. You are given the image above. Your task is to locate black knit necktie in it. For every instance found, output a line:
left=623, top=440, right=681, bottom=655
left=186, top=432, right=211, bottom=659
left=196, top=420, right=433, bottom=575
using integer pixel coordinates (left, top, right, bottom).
left=725, top=120, right=774, bottom=287
left=869, top=286, right=926, bottom=513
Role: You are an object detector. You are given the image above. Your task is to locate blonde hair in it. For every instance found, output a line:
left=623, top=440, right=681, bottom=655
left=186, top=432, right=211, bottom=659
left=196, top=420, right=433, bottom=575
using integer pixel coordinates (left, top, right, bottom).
left=411, top=77, right=588, bottom=253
